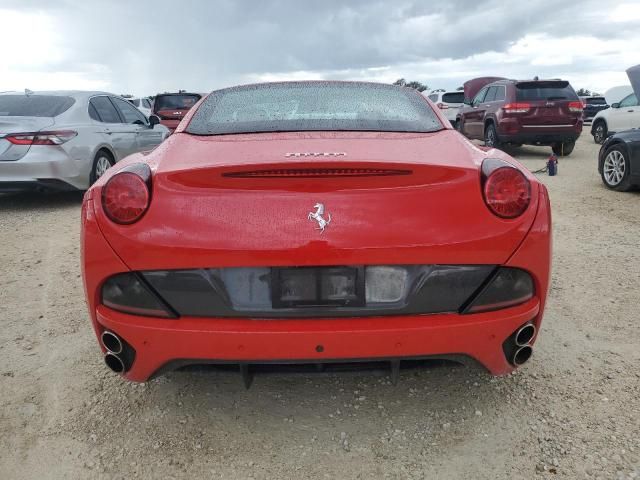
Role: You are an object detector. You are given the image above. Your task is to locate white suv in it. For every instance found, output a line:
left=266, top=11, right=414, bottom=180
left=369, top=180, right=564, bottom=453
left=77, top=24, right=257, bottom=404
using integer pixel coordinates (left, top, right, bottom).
left=591, top=92, right=639, bottom=143
left=126, top=97, right=153, bottom=118
left=425, top=90, right=464, bottom=128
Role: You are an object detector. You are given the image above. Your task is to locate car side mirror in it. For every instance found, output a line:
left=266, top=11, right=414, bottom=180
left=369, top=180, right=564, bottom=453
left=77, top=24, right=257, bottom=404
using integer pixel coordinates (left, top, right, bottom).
left=463, top=99, right=471, bottom=106
left=149, top=115, right=161, bottom=127
left=611, top=102, right=620, bottom=109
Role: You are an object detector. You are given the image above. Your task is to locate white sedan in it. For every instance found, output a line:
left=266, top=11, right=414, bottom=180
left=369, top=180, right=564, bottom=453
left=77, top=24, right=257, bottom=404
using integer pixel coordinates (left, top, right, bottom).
left=0, top=91, right=168, bottom=192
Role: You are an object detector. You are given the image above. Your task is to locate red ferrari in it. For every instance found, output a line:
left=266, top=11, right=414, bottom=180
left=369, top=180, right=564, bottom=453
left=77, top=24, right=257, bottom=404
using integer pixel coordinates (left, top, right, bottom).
left=81, top=81, right=551, bottom=384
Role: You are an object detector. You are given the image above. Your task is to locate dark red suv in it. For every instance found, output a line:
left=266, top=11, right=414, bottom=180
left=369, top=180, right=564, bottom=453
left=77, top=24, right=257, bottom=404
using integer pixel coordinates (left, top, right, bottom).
left=151, top=92, right=203, bottom=132
left=456, top=78, right=583, bottom=155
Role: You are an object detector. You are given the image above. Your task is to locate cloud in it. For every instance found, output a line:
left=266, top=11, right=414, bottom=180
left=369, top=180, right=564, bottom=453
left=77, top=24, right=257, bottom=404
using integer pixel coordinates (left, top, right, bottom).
left=1, top=0, right=639, bottom=95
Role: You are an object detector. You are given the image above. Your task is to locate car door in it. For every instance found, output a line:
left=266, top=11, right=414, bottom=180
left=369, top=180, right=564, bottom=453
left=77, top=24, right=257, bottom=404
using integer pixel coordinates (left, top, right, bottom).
left=629, top=132, right=640, bottom=178
left=608, top=94, right=639, bottom=132
left=492, top=84, right=506, bottom=110
left=479, top=86, right=498, bottom=125
left=464, top=87, right=489, bottom=139
left=111, top=97, right=164, bottom=151
left=89, top=96, right=137, bottom=160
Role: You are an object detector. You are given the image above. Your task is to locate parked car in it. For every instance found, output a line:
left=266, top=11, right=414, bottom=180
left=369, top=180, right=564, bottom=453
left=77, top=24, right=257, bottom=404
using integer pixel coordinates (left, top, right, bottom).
left=425, top=90, right=464, bottom=128
left=0, top=91, right=169, bottom=192
left=579, top=96, right=608, bottom=122
left=591, top=92, right=639, bottom=144
left=82, top=81, right=551, bottom=383
left=457, top=78, right=583, bottom=155
left=598, top=129, right=640, bottom=191
left=151, top=92, right=203, bottom=132
left=597, top=63, right=640, bottom=191
left=126, top=97, right=153, bottom=117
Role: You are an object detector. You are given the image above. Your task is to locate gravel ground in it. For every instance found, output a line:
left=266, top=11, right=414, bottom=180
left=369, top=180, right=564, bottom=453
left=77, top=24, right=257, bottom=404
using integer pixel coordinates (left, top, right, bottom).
left=1, top=131, right=639, bottom=479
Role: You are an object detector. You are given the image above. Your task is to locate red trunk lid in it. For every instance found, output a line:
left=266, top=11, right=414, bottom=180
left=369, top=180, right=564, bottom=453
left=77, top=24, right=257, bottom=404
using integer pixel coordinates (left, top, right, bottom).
left=95, top=131, right=539, bottom=271
left=463, top=77, right=506, bottom=103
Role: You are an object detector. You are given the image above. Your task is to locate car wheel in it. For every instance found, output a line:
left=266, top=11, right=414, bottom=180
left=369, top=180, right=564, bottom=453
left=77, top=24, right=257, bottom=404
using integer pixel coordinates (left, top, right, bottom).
left=551, top=141, right=575, bottom=156
left=484, top=123, right=500, bottom=148
left=592, top=121, right=607, bottom=144
left=601, top=145, right=633, bottom=191
left=90, top=151, right=114, bottom=184
left=456, top=118, right=464, bottom=133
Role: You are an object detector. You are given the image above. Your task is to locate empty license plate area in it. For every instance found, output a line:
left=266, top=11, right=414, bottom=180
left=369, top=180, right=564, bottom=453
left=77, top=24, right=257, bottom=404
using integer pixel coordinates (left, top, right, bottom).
left=272, top=266, right=365, bottom=308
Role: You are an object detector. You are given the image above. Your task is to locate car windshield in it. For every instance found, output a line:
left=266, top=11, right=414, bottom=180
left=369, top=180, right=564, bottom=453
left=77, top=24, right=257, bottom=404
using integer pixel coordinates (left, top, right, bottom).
left=0, top=95, right=75, bottom=117
left=515, top=81, right=578, bottom=101
left=442, top=92, right=464, bottom=104
left=155, top=94, right=201, bottom=111
left=186, top=82, right=443, bottom=135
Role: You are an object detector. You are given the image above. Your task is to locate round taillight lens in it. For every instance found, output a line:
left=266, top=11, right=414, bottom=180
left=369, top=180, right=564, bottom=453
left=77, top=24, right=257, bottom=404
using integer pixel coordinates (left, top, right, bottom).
left=102, top=172, right=150, bottom=224
left=483, top=167, right=531, bottom=218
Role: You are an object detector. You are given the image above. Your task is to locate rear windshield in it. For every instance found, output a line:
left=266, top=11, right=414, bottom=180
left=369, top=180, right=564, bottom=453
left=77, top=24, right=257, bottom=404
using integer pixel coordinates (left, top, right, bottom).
left=585, top=97, right=607, bottom=105
left=515, top=81, right=578, bottom=101
left=154, top=94, right=201, bottom=111
left=0, top=95, right=75, bottom=117
left=186, top=82, right=443, bottom=135
left=442, top=92, right=464, bottom=104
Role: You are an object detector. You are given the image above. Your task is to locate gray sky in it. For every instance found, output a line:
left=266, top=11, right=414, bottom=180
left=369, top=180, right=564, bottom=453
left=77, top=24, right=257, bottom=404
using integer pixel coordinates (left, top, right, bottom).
left=2, top=0, right=639, bottom=96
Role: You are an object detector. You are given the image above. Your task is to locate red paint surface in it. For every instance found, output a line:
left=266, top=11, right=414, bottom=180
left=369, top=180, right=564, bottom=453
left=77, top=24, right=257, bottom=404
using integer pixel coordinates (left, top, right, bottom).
left=82, top=119, right=552, bottom=382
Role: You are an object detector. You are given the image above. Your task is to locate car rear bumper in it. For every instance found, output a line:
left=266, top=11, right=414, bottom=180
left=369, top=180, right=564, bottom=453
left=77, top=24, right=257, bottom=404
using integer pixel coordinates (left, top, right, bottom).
left=96, top=299, right=541, bottom=382
left=0, top=179, right=78, bottom=193
left=496, top=118, right=582, bottom=145
left=0, top=147, right=89, bottom=190
left=499, top=131, right=581, bottom=145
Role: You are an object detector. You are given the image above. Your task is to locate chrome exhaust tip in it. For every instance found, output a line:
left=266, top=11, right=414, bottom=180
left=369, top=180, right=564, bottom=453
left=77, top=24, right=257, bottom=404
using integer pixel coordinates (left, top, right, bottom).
left=512, top=345, right=533, bottom=366
left=104, top=352, right=125, bottom=374
left=101, top=331, right=123, bottom=355
left=515, top=324, right=536, bottom=347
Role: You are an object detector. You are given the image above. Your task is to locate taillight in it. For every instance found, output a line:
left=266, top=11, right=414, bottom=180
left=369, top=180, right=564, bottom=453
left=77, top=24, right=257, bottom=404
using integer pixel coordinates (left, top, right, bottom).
left=101, top=163, right=151, bottom=224
left=464, top=268, right=534, bottom=313
left=5, top=130, right=77, bottom=145
left=436, top=102, right=449, bottom=109
left=481, top=158, right=531, bottom=218
left=568, top=101, right=583, bottom=113
left=102, top=272, right=176, bottom=318
left=502, top=103, right=531, bottom=113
